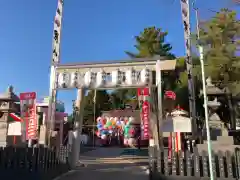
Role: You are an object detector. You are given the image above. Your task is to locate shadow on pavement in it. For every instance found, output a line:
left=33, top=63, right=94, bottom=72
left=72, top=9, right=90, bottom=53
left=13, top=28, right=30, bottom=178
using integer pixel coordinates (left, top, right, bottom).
left=58, top=162, right=149, bottom=180
left=59, top=147, right=149, bottom=180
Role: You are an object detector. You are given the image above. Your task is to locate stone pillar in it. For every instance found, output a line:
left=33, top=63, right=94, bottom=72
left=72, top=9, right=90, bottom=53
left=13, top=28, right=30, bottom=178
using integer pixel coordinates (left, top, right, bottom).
left=71, top=89, right=84, bottom=168
left=0, top=113, right=8, bottom=147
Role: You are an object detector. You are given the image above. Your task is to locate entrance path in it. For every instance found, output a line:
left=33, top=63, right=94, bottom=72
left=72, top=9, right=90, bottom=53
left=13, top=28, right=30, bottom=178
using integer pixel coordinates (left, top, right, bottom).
left=57, top=147, right=149, bottom=180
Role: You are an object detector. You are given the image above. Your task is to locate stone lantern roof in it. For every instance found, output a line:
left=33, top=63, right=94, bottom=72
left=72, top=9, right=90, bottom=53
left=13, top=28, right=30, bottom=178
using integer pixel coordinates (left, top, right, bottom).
left=0, top=86, right=19, bottom=102
left=205, top=77, right=225, bottom=95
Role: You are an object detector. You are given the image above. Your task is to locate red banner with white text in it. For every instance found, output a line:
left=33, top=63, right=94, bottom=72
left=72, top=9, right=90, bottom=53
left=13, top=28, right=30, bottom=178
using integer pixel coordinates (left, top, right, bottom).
left=20, top=92, right=37, bottom=140
left=138, top=88, right=150, bottom=140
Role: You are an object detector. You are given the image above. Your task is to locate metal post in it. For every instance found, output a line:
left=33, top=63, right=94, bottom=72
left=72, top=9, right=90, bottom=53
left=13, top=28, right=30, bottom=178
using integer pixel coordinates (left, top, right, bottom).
left=193, top=3, right=214, bottom=180
left=71, top=89, right=84, bottom=168
left=47, top=0, right=64, bottom=147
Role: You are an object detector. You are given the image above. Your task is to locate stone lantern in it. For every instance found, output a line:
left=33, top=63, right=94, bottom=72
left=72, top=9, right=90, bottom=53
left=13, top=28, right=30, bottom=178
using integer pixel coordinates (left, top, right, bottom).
left=197, top=78, right=239, bottom=152
left=0, top=86, right=20, bottom=146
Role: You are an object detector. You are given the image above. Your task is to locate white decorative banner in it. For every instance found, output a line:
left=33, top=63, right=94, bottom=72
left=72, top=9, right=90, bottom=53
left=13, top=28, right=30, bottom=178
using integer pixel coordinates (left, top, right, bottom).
left=179, top=0, right=196, bottom=132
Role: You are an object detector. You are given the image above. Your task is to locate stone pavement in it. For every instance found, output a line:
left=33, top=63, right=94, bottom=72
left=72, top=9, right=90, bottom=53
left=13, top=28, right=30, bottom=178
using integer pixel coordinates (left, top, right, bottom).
left=56, top=147, right=149, bottom=180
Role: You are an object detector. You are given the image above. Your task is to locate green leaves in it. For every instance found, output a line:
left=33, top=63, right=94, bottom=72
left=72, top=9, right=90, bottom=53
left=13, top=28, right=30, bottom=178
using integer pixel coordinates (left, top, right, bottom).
left=125, top=26, right=191, bottom=108
left=82, top=90, right=110, bottom=126
left=197, top=8, right=240, bottom=97
left=125, top=26, right=175, bottom=59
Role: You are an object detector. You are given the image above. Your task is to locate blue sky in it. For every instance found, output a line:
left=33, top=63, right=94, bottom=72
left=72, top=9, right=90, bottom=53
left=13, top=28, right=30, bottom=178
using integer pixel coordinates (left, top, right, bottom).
left=0, top=0, right=237, bottom=113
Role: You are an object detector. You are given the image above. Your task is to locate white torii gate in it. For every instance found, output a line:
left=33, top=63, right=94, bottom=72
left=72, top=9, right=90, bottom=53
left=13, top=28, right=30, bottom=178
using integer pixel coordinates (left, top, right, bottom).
left=47, top=0, right=193, bottom=168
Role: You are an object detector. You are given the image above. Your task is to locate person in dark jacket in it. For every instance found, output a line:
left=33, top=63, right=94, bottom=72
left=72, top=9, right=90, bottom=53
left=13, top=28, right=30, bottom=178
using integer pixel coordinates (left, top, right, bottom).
left=136, top=126, right=141, bottom=149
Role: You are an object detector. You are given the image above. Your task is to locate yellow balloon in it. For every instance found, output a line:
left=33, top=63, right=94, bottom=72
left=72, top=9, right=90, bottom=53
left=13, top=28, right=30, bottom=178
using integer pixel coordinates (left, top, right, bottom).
left=112, top=121, right=116, bottom=126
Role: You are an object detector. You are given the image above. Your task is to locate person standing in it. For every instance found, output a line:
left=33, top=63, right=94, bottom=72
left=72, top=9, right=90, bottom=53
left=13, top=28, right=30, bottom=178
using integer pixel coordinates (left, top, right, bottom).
left=136, top=126, right=141, bottom=149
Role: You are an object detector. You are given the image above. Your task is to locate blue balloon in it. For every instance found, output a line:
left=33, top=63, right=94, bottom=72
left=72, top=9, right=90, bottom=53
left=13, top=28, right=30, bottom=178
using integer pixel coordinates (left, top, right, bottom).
left=101, top=130, right=108, bottom=135
left=97, top=124, right=102, bottom=129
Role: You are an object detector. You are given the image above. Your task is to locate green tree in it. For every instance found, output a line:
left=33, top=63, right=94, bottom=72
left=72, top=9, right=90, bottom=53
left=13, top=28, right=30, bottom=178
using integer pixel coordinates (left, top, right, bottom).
left=198, top=9, right=240, bottom=96
left=82, top=90, right=110, bottom=127
left=125, top=26, right=190, bottom=109
left=125, top=26, right=175, bottom=59
left=109, top=89, right=138, bottom=110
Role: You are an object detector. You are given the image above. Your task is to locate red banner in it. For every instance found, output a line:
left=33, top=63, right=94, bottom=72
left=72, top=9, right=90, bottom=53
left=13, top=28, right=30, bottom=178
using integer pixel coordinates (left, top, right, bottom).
left=142, top=100, right=149, bottom=139
left=138, top=88, right=150, bottom=139
left=20, top=92, right=37, bottom=140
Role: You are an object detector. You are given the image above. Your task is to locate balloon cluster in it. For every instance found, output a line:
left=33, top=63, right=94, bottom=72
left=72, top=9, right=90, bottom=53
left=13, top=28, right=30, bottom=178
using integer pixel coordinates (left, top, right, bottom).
left=96, top=116, right=135, bottom=140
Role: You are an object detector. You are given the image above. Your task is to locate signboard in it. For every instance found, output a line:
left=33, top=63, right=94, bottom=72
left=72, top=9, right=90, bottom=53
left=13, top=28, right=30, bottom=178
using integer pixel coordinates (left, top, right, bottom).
left=161, top=116, right=192, bottom=132
left=8, top=122, right=21, bottom=136
left=20, top=92, right=37, bottom=140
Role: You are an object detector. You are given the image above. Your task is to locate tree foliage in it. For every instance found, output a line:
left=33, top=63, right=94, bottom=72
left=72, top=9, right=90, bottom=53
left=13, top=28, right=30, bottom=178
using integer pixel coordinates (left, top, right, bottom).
left=197, top=9, right=240, bottom=96
left=82, top=90, right=110, bottom=126
left=125, top=26, right=189, bottom=109
left=125, top=27, right=175, bottom=59
left=112, top=26, right=177, bottom=108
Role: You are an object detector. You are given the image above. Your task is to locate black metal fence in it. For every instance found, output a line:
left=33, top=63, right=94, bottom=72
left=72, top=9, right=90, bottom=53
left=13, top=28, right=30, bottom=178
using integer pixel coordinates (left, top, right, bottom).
left=149, top=147, right=240, bottom=180
left=0, top=145, right=70, bottom=180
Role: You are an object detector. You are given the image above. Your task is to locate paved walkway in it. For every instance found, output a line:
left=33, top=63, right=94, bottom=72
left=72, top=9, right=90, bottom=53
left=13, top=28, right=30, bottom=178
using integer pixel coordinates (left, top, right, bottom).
left=57, top=147, right=149, bottom=180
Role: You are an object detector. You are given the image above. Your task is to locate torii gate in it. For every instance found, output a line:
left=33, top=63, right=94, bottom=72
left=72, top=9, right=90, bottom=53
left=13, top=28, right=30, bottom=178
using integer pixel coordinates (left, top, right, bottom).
left=47, top=0, right=195, bottom=168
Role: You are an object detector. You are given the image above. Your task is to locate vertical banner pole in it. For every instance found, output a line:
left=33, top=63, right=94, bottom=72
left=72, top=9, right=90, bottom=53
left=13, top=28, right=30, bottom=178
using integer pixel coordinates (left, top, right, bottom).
left=179, top=0, right=197, bottom=139
left=47, top=0, right=64, bottom=147
left=156, top=60, right=163, bottom=173
left=156, top=60, right=163, bottom=150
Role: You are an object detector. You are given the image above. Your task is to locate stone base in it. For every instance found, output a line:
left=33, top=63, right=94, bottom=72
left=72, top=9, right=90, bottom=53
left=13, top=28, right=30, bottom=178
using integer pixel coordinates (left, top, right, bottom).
left=0, top=121, right=7, bottom=147
left=197, top=143, right=240, bottom=153
left=197, top=135, right=239, bottom=153
left=0, top=141, right=6, bottom=147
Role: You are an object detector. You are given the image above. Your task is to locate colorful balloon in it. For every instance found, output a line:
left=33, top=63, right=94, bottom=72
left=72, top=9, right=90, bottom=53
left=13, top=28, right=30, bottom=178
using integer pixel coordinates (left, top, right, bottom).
left=96, top=131, right=100, bottom=137
left=129, top=116, right=134, bottom=123
left=112, top=121, right=116, bottom=126
left=114, top=117, right=118, bottom=121
left=106, top=121, right=112, bottom=126
left=97, top=124, right=102, bottom=129
left=124, top=138, right=128, bottom=145
left=116, top=120, right=121, bottom=125
left=106, top=116, right=110, bottom=122
left=101, top=134, right=107, bottom=139
left=97, top=116, right=102, bottom=122
left=101, top=118, right=106, bottom=125
left=101, top=130, right=108, bottom=135
left=104, top=124, right=108, bottom=128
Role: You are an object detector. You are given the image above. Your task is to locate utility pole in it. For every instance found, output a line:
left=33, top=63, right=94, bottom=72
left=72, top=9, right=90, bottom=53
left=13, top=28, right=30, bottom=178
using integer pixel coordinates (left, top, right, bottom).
left=193, top=2, right=214, bottom=180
